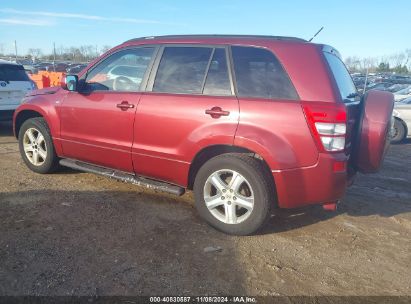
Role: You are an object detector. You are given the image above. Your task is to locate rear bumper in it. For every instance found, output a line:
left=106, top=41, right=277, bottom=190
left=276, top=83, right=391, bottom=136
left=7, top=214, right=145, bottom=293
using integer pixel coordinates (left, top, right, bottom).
left=272, top=153, right=349, bottom=209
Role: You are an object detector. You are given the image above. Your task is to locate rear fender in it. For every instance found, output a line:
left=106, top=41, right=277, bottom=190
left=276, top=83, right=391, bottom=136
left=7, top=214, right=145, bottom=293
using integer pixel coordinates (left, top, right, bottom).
left=234, top=126, right=317, bottom=170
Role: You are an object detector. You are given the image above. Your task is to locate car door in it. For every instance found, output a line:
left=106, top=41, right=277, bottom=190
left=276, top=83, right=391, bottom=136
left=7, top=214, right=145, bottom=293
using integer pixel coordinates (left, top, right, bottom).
left=59, top=47, right=157, bottom=172
left=132, top=45, right=239, bottom=186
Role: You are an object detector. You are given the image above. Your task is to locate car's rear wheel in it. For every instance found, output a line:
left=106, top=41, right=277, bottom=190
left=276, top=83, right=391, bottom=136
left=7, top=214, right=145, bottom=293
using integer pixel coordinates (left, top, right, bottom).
left=18, top=117, right=59, bottom=174
left=193, top=153, right=273, bottom=235
left=391, top=119, right=406, bottom=144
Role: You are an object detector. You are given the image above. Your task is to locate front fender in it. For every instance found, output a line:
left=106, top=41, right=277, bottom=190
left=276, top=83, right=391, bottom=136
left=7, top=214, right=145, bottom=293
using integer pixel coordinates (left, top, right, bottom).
left=13, top=93, right=65, bottom=156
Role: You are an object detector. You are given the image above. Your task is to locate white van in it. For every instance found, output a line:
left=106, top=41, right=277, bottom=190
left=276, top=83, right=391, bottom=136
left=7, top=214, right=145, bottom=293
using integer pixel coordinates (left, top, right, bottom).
left=0, top=60, right=36, bottom=120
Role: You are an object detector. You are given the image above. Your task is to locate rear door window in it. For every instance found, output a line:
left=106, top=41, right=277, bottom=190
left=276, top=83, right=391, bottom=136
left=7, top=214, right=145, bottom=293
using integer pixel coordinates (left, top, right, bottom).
left=0, top=64, right=30, bottom=81
left=231, top=46, right=298, bottom=100
left=324, top=51, right=357, bottom=102
left=153, top=47, right=213, bottom=94
left=203, top=48, right=232, bottom=96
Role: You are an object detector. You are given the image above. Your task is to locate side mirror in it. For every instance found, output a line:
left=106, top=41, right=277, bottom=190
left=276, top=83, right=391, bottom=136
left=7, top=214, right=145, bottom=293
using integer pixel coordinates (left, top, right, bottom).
left=62, top=75, right=78, bottom=91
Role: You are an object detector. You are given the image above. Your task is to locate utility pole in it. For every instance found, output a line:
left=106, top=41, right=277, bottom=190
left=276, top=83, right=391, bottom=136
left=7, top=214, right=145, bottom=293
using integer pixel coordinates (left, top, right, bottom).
left=95, top=45, right=98, bottom=58
left=53, top=42, right=56, bottom=71
left=14, top=40, right=17, bottom=62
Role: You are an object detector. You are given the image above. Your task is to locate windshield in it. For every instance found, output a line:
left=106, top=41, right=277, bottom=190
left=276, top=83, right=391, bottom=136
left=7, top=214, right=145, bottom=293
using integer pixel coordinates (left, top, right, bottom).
left=0, top=64, right=30, bottom=81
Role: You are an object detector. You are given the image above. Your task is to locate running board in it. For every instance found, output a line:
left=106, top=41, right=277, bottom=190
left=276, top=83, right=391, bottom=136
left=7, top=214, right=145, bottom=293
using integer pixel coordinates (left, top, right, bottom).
left=59, top=159, right=185, bottom=196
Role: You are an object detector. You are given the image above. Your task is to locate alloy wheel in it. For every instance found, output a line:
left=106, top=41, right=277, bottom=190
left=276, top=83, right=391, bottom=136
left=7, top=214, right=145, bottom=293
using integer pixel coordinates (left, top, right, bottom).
left=203, top=169, right=254, bottom=224
left=23, top=127, right=47, bottom=166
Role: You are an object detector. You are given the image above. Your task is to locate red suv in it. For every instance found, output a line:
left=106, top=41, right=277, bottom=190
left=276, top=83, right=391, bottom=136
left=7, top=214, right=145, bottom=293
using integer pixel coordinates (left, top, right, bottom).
left=13, top=35, right=394, bottom=235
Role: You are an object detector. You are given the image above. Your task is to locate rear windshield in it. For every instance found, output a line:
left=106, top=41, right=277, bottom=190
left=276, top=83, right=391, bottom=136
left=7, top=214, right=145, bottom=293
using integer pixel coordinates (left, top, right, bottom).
left=324, top=52, right=357, bottom=102
left=0, top=64, right=30, bottom=81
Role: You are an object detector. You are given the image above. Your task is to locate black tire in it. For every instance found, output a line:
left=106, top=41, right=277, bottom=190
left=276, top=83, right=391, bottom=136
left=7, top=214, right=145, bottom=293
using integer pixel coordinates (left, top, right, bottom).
left=391, top=119, right=406, bottom=144
left=18, top=117, right=60, bottom=174
left=193, top=153, right=275, bottom=235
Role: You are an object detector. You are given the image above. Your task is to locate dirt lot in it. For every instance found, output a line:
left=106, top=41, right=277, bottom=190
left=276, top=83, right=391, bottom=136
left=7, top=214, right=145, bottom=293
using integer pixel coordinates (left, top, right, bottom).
left=0, top=120, right=410, bottom=296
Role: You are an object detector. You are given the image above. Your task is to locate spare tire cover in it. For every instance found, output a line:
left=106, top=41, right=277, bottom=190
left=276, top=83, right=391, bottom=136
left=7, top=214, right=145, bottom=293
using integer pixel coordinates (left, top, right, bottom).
left=355, top=90, right=394, bottom=173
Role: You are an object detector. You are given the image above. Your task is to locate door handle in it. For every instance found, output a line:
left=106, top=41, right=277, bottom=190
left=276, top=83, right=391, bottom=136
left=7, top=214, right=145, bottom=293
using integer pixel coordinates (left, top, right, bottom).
left=116, top=101, right=135, bottom=111
left=205, top=107, right=230, bottom=118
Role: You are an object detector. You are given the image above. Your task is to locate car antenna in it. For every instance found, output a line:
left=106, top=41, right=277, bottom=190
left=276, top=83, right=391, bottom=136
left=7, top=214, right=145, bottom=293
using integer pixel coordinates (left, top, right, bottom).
left=308, top=26, right=324, bottom=42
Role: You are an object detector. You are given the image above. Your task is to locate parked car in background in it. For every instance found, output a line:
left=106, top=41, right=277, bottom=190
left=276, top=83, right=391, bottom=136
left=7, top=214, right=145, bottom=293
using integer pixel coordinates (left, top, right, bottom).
left=392, top=97, right=411, bottom=143
left=34, top=62, right=53, bottom=71
left=394, top=85, right=411, bottom=102
left=53, top=63, right=69, bottom=72
left=66, top=64, right=87, bottom=74
left=366, top=82, right=393, bottom=91
left=388, top=83, right=409, bottom=93
left=352, top=75, right=369, bottom=89
left=13, top=35, right=394, bottom=235
left=0, top=60, right=36, bottom=120
left=351, top=72, right=411, bottom=94
left=388, top=75, right=411, bottom=84
left=23, top=66, right=38, bottom=75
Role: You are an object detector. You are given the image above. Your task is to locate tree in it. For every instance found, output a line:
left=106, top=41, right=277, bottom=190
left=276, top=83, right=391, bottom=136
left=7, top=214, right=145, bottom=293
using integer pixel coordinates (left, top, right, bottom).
left=27, top=48, right=42, bottom=61
left=405, top=49, right=411, bottom=71
left=390, top=53, right=406, bottom=68
left=100, top=45, right=112, bottom=54
left=345, top=56, right=361, bottom=72
left=376, top=62, right=390, bottom=72
left=393, top=65, right=409, bottom=74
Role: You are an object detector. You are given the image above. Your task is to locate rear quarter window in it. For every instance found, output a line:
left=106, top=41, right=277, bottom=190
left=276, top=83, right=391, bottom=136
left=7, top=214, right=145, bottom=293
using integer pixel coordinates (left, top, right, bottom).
left=0, top=64, right=30, bottom=81
left=323, top=52, right=357, bottom=102
left=231, top=46, right=298, bottom=100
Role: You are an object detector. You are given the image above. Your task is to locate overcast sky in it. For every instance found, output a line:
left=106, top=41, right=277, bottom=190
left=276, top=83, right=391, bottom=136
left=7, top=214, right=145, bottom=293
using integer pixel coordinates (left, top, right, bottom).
left=0, top=0, right=409, bottom=59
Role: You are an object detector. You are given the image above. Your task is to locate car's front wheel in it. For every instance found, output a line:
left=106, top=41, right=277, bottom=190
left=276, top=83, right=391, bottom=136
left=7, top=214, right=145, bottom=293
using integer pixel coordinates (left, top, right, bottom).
left=18, top=117, right=60, bottom=174
left=194, top=153, right=274, bottom=235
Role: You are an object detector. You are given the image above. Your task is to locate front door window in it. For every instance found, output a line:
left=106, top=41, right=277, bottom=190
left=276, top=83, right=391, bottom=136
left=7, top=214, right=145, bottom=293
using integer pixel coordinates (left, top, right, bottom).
left=83, top=47, right=155, bottom=92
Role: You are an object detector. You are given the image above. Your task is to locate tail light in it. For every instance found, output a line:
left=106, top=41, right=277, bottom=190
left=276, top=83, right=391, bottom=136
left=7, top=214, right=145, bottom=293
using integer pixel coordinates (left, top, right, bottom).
left=302, top=101, right=347, bottom=152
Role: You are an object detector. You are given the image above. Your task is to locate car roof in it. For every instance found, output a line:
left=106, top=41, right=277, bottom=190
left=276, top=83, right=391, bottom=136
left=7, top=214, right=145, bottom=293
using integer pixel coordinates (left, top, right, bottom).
left=0, top=59, right=21, bottom=66
left=124, top=34, right=307, bottom=44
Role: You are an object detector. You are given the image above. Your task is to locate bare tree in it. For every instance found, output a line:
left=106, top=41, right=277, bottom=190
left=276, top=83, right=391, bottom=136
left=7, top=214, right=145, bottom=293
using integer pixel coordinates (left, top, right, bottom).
left=27, top=48, right=42, bottom=61
left=390, top=52, right=406, bottom=68
left=345, top=56, right=363, bottom=72
left=405, top=49, right=411, bottom=70
left=101, top=45, right=112, bottom=54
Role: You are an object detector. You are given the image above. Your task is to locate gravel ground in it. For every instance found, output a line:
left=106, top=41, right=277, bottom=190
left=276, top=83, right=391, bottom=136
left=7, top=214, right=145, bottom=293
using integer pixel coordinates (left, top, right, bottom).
left=0, top=120, right=410, bottom=296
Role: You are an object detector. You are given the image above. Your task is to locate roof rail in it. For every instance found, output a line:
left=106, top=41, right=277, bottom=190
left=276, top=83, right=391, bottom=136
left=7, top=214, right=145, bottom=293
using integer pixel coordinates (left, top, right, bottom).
left=124, top=34, right=306, bottom=44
